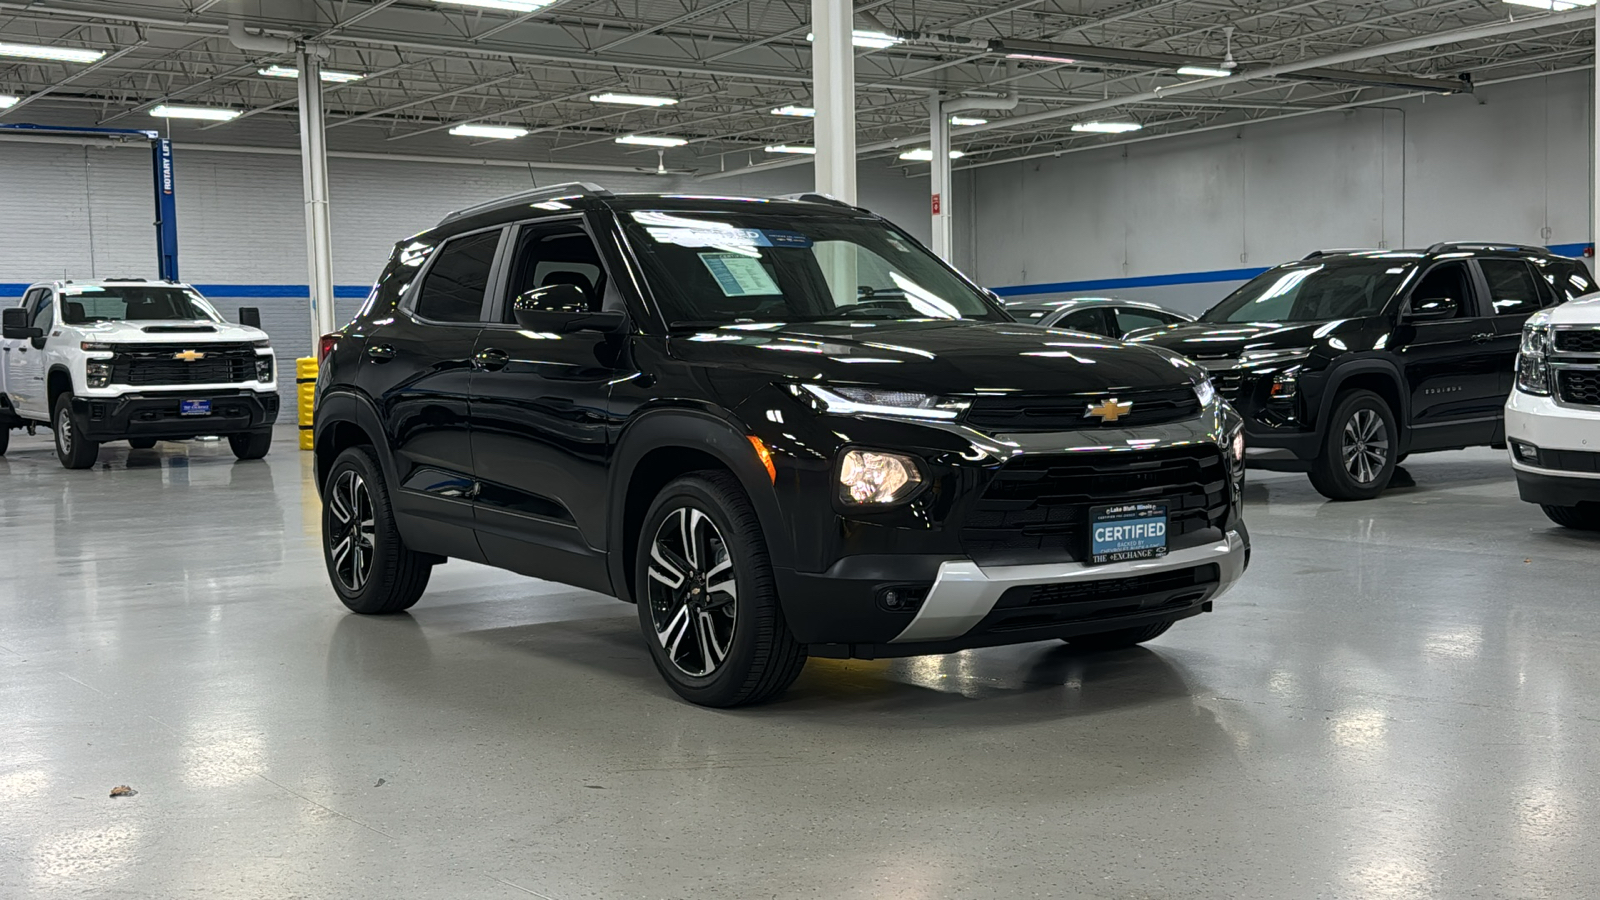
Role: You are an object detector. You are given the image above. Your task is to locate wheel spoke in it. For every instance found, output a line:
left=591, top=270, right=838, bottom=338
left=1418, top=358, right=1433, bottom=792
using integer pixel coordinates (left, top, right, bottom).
left=685, top=508, right=706, bottom=570
left=329, top=482, right=352, bottom=525
left=645, top=501, right=740, bottom=678
left=696, top=610, right=728, bottom=666
left=648, top=541, right=688, bottom=589
left=656, top=604, right=691, bottom=656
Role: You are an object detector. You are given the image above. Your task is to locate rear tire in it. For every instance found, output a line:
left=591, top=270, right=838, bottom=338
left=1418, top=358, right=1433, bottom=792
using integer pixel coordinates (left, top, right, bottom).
left=1064, top=620, right=1174, bottom=651
left=635, top=471, right=806, bottom=708
left=53, top=394, right=99, bottom=469
left=1541, top=503, right=1600, bottom=531
left=128, top=438, right=157, bottom=450
left=322, top=446, right=432, bottom=614
left=1308, top=389, right=1396, bottom=501
left=228, top=429, right=273, bottom=460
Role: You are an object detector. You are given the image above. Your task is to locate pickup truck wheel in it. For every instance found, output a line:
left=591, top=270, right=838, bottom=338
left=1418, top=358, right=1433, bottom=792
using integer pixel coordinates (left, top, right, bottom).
left=322, top=446, right=431, bottom=614
left=636, top=472, right=806, bottom=708
left=53, top=394, right=99, bottom=469
left=1064, top=620, right=1173, bottom=651
left=128, top=438, right=157, bottom=450
left=228, top=429, right=273, bottom=460
left=1308, top=389, right=1396, bottom=501
left=1541, top=503, right=1600, bottom=531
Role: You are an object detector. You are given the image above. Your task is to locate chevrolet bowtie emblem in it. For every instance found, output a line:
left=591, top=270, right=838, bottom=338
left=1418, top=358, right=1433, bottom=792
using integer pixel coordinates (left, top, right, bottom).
left=173, top=349, right=206, bottom=363
left=1085, top=398, right=1134, bottom=422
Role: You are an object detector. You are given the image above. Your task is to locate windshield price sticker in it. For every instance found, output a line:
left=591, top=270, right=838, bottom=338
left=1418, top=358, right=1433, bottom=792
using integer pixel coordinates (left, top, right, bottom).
left=699, top=252, right=782, bottom=297
left=1089, top=502, right=1169, bottom=565
left=647, top=226, right=772, bottom=249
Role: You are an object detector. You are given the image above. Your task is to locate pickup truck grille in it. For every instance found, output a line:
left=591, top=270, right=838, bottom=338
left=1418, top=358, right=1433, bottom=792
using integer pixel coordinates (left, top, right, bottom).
left=1554, top=328, right=1600, bottom=354
left=1557, top=369, right=1600, bottom=407
left=960, top=445, right=1229, bottom=566
left=110, top=343, right=256, bottom=386
left=963, top=386, right=1200, bottom=432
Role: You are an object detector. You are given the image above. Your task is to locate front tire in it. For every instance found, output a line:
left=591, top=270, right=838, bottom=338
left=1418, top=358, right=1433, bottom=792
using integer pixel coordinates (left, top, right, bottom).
left=1063, top=620, right=1173, bottom=651
left=1541, top=503, right=1600, bottom=531
left=228, top=429, right=273, bottom=460
left=53, top=394, right=99, bottom=469
left=635, top=471, right=806, bottom=707
left=1308, top=389, right=1397, bottom=501
left=322, top=446, right=432, bottom=614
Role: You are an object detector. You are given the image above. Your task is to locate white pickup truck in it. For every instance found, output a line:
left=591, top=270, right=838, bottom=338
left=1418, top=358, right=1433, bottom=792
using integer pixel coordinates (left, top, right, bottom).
left=1, top=279, right=280, bottom=468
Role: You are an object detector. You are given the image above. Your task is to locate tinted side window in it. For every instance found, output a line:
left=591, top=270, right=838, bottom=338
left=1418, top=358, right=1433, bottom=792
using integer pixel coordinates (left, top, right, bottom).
left=1410, top=262, right=1473, bottom=319
left=1116, top=308, right=1178, bottom=334
left=1049, top=308, right=1110, bottom=336
left=30, top=292, right=54, bottom=330
left=502, top=222, right=608, bottom=322
left=414, top=230, right=500, bottom=323
left=1478, top=259, right=1544, bottom=316
left=1536, top=260, right=1596, bottom=303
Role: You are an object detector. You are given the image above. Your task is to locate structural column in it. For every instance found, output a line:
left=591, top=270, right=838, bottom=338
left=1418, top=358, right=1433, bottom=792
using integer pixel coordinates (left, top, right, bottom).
left=811, top=0, right=856, bottom=203
left=929, top=94, right=952, bottom=261
left=297, top=47, right=337, bottom=346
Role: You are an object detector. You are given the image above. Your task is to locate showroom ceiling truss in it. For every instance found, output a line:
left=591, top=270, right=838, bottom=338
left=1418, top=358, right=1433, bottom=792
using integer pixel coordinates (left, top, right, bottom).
left=0, top=0, right=1593, bottom=175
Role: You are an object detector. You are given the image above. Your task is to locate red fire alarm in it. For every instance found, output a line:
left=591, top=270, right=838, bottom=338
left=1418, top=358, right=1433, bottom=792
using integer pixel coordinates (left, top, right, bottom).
left=931, top=194, right=941, bottom=215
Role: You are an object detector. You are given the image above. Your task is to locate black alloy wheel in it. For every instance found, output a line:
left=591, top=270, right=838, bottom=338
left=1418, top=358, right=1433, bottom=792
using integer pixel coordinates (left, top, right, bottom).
left=1309, top=390, right=1397, bottom=501
left=328, top=468, right=377, bottom=594
left=321, top=446, right=432, bottom=614
left=647, top=505, right=740, bottom=677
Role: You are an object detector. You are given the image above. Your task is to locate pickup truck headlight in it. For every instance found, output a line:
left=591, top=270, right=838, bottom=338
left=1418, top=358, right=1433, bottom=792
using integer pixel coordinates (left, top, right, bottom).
left=1193, top=378, right=1215, bottom=407
left=255, top=355, right=274, bottom=383
left=1516, top=320, right=1551, bottom=396
left=85, top=360, right=112, bottom=388
left=838, top=449, right=924, bottom=505
left=800, top=384, right=969, bottom=420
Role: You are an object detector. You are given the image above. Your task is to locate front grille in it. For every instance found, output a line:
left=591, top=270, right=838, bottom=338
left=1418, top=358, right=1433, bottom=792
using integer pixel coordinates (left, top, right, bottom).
left=960, top=445, right=1229, bottom=566
left=974, top=564, right=1220, bottom=634
left=1001, top=564, right=1221, bottom=608
left=1556, top=369, right=1600, bottom=406
left=1554, top=328, right=1600, bottom=354
left=963, top=385, right=1200, bottom=432
left=110, top=343, right=255, bottom=386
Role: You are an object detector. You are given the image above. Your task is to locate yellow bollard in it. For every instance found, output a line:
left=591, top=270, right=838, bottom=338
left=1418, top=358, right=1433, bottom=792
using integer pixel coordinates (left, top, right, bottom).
left=297, top=357, right=318, bottom=451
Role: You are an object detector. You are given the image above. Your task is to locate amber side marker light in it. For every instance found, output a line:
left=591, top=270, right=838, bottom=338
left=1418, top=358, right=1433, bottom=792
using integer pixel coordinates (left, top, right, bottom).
left=748, top=435, right=777, bottom=482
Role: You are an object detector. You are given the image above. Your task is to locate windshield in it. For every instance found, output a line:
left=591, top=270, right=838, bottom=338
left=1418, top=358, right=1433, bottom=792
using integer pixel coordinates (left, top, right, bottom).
left=1201, top=259, right=1414, bottom=324
left=60, top=285, right=221, bottom=324
left=619, top=210, right=1005, bottom=327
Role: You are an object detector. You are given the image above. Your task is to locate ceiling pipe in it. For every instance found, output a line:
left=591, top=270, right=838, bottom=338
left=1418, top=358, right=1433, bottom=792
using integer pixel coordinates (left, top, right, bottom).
left=228, top=13, right=329, bottom=58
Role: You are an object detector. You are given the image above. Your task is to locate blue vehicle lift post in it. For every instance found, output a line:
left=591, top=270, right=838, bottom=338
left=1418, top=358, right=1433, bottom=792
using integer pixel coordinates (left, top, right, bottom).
left=0, top=123, right=180, bottom=282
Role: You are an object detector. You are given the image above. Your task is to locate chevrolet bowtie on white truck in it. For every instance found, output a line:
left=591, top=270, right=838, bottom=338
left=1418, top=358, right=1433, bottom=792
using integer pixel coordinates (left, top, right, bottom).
left=1, top=279, right=280, bottom=468
left=1506, top=291, right=1600, bottom=530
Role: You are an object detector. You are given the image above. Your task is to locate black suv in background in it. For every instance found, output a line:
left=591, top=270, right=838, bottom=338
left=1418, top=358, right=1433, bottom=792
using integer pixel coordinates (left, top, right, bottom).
left=314, top=185, right=1251, bottom=706
left=1132, top=243, right=1593, bottom=500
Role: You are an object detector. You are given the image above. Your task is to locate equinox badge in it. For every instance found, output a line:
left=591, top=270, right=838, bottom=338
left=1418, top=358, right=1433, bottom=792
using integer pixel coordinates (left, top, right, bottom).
left=1085, top=398, right=1133, bottom=423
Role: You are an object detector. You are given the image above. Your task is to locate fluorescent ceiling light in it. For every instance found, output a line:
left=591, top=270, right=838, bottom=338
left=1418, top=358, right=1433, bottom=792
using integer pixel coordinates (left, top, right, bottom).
left=0, top=41, right=106, bottom=64
left=1176, top=65, right=1233, bottom=78
left=591, top=92, right=678, bottom=107
left=765, top=145, right=816, bottom=155
left=771, top=105, right=816, bottom=117
left=617, top=134, right=688, bottom=147
left=1072, top=121, right=1143, bottom=134
left=258, top=65, right=365, bottom=83
left=450, top=123, right=528, bottom=139
left=150, top=105, right=240, bottom=121
left=899, top=148, right=965, bottom=161
left=1005, top=52, right=1076, bottom=65
left=950, top=116, right=987, bottom=126
left=804, top=30, right=903, bottom=50
left=1503, top=0, right=1594, bottom=8
left=0, top=94, right=17, bottom=109
left=433, top=0, right=552, bottom=11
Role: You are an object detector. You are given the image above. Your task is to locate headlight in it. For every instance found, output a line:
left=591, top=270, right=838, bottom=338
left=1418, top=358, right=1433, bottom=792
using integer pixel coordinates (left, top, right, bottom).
left=1516, top=321, right=1551, bottom=396
left=252, top=339, right=272, bottom=348
left=838, top=449, right=923, bottom=505
left=1240, top=346, right=1311, bottom=364
left=80, top=342, right=113, bottom=351
left=1193, top=378, right=1215, bottom=407
left=799, top=384, right=969, bottom=420
left=85, top=360, right=112, bottom=389
left=255, top=355, right=274, bottom=383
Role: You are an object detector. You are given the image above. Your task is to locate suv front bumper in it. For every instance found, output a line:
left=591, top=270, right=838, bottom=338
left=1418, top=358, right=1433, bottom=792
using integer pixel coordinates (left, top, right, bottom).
left=72, top=390, right=281, bottom=442
left=1505, top=389, right=1600, bottom=505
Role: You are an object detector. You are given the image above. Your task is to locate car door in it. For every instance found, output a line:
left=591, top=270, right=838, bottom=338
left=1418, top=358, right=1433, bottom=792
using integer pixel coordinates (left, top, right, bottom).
left=361, top=226, right=506, bottom=563
left=1479, top=257, right=1555, bottom=404
left=1045, top=306, right=1114, bottom=337
left=11, top=288, right=53, bottom=418
left=1394, top=259, right=1504, bottom=450
left=468, top=216, right=620, bottom=594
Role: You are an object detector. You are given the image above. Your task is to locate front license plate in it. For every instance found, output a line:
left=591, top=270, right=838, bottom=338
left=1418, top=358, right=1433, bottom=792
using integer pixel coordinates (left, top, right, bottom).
left=179, top=399, right=212, bottom=416
left=1089, top=503, right=1169, bottom=565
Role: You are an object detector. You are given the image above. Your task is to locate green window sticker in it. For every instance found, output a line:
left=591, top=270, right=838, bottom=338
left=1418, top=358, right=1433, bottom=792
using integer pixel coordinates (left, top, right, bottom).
left=699, top=252, right=781, bottom=297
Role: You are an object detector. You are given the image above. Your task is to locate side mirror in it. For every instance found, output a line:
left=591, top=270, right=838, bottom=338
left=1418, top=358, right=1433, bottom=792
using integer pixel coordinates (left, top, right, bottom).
left=1405, top=296, right=1459, bottom=322
left=2, top=307, right=41, bottom=341
left=512, top=284, right=626, bottom=334
left=238, top=307, right=262, bottom=329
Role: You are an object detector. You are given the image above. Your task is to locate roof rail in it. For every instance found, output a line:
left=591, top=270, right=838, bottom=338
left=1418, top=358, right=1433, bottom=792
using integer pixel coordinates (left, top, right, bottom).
left=775, top=192, right=855, bottom=209
left=1302, top=248, right=1382, bottom=259
left=439, top=182, right=613, bottom=225
left=1426, top=241, right=1548, bottom=255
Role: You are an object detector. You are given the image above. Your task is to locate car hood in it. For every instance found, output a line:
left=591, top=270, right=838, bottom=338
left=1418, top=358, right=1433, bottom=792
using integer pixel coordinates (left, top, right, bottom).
left=668, top=319, right=1200, bottom=394
left=1129, top=319, right=1344, bottom=360
left=1545, top=292, right=1600, bottom=325
left=73, top=319, right=271, bottom=346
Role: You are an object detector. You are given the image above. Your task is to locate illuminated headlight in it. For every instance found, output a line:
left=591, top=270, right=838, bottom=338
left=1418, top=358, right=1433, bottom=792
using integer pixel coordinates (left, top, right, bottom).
left=838, top=449, right=924, bottom=505
left=1515, top=319, right=1551, bottom=396
left=1192, top=378, right=1215, bottom=407
left=800, top=384, right=969, bottom=420
left=255, top=355, right=274, bottom=383
left=85, top=360, right=112, bottom=388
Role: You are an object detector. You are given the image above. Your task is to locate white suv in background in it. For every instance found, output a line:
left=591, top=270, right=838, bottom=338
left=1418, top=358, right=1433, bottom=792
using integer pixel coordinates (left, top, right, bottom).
left=1506, top=293, right=1600, bottom=530
left=1, top=279, right=280, bottom=468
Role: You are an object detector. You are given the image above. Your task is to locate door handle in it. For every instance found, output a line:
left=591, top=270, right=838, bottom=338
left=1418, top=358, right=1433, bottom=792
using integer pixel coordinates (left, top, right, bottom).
left=366, top=344, right=396, bottom=361
left=473, top=348, right=509, bottom=371
left=1472, top=332, right=1495, bottom=343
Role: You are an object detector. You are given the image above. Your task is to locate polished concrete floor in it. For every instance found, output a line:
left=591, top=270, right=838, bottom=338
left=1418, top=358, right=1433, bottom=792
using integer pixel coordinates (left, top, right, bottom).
left=2, top=427, right=1598, bottom=899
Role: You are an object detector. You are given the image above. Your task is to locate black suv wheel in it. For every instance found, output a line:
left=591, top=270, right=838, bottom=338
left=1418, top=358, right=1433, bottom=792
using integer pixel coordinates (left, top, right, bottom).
left=53, top=394, right=99, bottom=469
left=1541, top=504, right=1600, bottom=531
left=322, top=446, right=433, bottom=614
left=635, top=472, right=806, bottom=707
left=1309, top=389, right=1397, bottom=501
